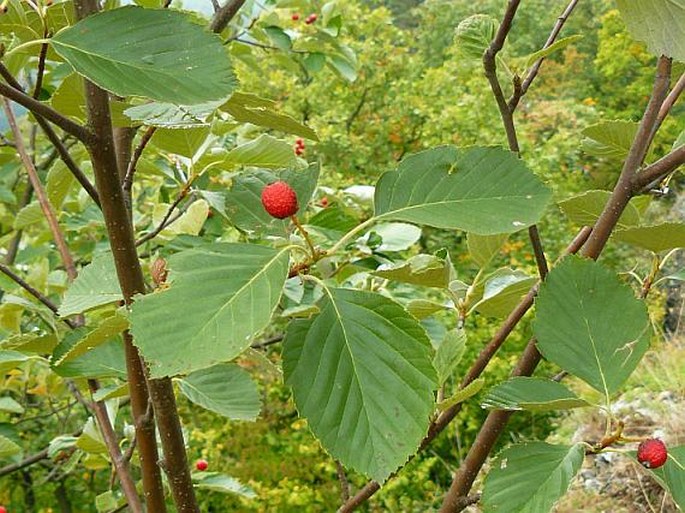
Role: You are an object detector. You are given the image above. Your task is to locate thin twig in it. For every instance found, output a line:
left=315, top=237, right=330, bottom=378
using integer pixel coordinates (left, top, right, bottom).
left=135, top=191, right=190, bottom=247
left=632, top=144, right=685, bottom=192
left=32, top=40, right=49, bottom=99
left=508, top=0, right=581, bottom=111
left=251, top=334, right=284, bottom=349
left=0, top=428, right=83, bottom=478
left=2, top=99, right=78, bottom=281
left=123, top=126, right=156, bottom=197
left=0, top=262, right=77, bottom=328
left=648, top=71, right=685, bottom=146
left=87, top=380, right=145, bottom=513
left=0, top=63, right=100, bottom=206
left=0, top=74, right=93, bottom=145
left=336, top=460, right=351, bottom=504
left=210, top=0, right=247, bottom=33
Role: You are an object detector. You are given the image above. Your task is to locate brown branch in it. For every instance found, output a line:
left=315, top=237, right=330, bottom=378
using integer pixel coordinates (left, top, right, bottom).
left=210, top=0, right=247, bottom=33
left=0, top=262, right=77, bottom=329
left=508, top=0, right=580, bottom=111
left=335, top=460, right=351, bottom=504
left=32, top=40, right=49, bottom=99
left=135, top=190, right=189, bottom=247
left=438, top=56, right=674, bottom=513
left=87, top=380, right=144, bottom=513
left=0, top=79, right=93, bottom=145
left=0, top=428, right=83, bottom=478
left=122, top=126, right=156, bottom=198
left=338, top=226, right=593, bottom=512
left=583, top=56, right=672, bottom=259
left=2, top=98, right=78, bottom=281
left=648, top=71, right=685, bottom=145
left=251, top=334, right=284, bottom=349
left=72, top=0, right=196, bottom=510
left=632, top=144, right=685, bottom=192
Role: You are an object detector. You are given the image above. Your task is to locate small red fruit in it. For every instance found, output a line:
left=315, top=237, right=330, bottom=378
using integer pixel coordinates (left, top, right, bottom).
left=291, top=12, right=300, bottom=21
left=0, top=506, right=8, bottom=513
left=637, top=438, right=668, bottom=469
left=295, top=138, right=305, bottom=148
left=295, top=147, right=305, bottom=156
left=261, top=181, right=299, bottom=219
left=195, top=459, right=208, bottom=472
left=305, top=13, right=317, bottom=24
left=319, top=197, right=329, bottom=207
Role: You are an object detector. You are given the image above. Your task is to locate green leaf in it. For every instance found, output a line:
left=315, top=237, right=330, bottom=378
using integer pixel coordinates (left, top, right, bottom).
left=472, top=269, right=536, bottom=318
left=437, top=378, right=485, bottom=411
left=558, top=190, right=641, bottom=228
left=76, top=418, right=107, bottom=454
left=14, top=201, right=43, bottom=230
left=46, top=160, right=76, bottom=209
left=59, top=253, right=122, bottom=317
left=178, top=363, right=260, bottom=421
left=481, top=442, right=585, bottom=513
left=224, top=165, right=319, bottom=232
left=406, top=299, right=449, bottom=319
left=0, top=397, right=24, bottom=414
left=130, top=243, right=289, bottom=377
left=151, top=199, right=209, bottom=238
left=646, top=445, right=685, bottom=509
left=0, top=434, right=21, bottom=459
left=224, top=134, right=300, bottom=169
left=326, top=53, right=358, bottom=82
left=151, top=127, right=211, bottom=158
left=283, top=288, right=437, bottom=482
left=481, top=377, right=591, bottom=411
left=193, top=472, right=257, bottom=498
left=374, top=146, right=551, bottom=235
left=534, top=256, right=650, bottom=396
left=51, top=312, right=129, bottom=366
left=616, top=0, right=685, bottom=61
left=52, top=336, right=127, bottom=379
left=455, top=14, right=498, bottom=60
left=581, top=120, right=638, bottom=160
left=467, top=232, right=509, bottom=268
left=613, top=223, right=685, bottom=253
left=51, top=6, right=236, bottom=104
left=124, top=100, right=222, bottom=128
left=370, top=223, right=422, bottom=252
left=0, top=350, right=30, bottom=373
left=373, top=254, right=453, bottom=289
left=433, top=328, right=466, bottom=385
left=222, top=93, right=318, bottom=140
left=263, top=25, right=292, bottom=50
left=523, top=35, right=583, bottom=67
left=48, top=435, right=78, bottom=459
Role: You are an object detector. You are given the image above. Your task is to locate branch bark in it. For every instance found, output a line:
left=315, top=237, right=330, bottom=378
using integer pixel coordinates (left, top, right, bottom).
left=2, top=98, right=78, bottom=281
left=632, top=144, right=685, bottom=192
left=71, top=1, right=196, bottom=510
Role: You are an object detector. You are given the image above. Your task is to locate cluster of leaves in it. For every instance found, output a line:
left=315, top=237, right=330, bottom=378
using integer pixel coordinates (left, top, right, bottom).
left=0, top=0, right=683, bottom=511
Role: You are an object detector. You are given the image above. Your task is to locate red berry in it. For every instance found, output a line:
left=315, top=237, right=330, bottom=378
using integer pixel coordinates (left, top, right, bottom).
left=195, top=459, right=208, bottom=471
left=305, top=13, right=317, bottom=24
left=261, top=181, right=299, bottom=219
left=319, top=197, right=329, bottom=207
left=295, top=138, right=305, bottom=147
left=295, top=147, right=304, bottom=156
left=637, top=438, right=668, bottom=469
left=291, top=13, right=300, bottom=21
left=0, top=506, right=8, bottom=513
